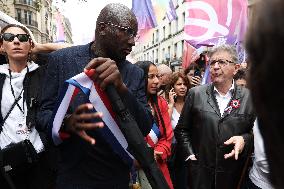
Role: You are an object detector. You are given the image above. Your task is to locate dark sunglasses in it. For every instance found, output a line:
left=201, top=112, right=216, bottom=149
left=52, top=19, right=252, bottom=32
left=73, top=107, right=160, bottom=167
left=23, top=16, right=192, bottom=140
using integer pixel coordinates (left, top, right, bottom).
left=1, top=33, right=30, bottom=42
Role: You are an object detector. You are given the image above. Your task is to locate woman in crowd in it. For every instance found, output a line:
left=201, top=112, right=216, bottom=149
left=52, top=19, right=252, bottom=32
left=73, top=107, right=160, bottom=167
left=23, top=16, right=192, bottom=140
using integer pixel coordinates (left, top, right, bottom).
left=0, top=24, right=56, bottom=189
left=136, top=61, right=174, bottom=189
left=184, top=62, right=202, bottom=88
left=167, top=72, right=190, bottom=189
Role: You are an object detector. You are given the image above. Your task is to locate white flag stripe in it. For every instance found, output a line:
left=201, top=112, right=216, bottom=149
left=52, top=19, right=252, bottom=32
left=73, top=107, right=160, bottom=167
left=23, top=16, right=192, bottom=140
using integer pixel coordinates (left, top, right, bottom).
left=52, top=84, right=76, bottom=145
left=148, top=129, right=159, bottom=145
left=72, top=72, right=93, bottom=89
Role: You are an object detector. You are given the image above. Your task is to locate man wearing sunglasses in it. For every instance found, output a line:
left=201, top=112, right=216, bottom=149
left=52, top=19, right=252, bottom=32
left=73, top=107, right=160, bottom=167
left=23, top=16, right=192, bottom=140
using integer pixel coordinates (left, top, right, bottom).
left=38, top=3, right=152, bottom=189
left=175, top=44, right=256, bottom=189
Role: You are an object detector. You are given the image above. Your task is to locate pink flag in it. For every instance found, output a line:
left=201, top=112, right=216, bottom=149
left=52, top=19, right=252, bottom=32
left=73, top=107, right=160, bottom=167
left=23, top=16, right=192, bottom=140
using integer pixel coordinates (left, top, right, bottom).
left=184, top=0, right=248, bottom=47
left=54, top=11, right=65, bottom=43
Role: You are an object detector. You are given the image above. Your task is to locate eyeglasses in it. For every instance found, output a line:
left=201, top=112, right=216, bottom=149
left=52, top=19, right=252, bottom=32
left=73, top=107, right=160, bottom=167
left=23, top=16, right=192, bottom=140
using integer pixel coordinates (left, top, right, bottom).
left=209, top=59, right=235, bottom=68
left=100, top=22, right=139, bottom=41
left=1, top=33, right=30, bottom=42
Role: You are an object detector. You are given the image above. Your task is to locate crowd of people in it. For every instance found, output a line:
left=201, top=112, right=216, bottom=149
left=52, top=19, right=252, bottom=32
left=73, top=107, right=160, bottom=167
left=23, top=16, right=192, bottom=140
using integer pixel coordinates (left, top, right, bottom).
left=0, top=1, right=284, bottom=189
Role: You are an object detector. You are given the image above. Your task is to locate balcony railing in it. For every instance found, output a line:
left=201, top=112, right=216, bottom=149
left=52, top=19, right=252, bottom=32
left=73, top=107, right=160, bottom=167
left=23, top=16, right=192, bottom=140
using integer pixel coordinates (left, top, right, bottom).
left=16, top=18, right=38, bottom=27
left=14, top=0, right=37, bottom=8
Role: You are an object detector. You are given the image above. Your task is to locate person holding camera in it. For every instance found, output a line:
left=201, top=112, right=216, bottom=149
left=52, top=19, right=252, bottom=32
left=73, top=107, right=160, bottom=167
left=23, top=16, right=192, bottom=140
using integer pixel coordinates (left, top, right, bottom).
left=0, top=24, right=57, bottom=189
left=184, top=62, right=202, bottom=88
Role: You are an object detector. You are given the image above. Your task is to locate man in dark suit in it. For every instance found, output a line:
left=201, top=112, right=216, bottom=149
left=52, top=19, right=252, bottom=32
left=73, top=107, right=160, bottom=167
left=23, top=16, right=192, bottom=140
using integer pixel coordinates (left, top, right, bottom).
left=38, top=3, right=152, bottom=189
left=175, top=44, right=256, bottom=189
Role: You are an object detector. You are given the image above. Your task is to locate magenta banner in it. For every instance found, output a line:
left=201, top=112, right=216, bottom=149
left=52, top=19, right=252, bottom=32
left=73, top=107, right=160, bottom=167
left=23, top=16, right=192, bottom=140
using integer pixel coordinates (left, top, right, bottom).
left=184, top=0, right=248, bottom=47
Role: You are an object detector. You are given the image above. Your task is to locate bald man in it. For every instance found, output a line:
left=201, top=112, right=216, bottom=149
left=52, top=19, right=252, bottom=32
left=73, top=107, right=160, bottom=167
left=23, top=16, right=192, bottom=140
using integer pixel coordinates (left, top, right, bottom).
left=39, top=3, right=152, bottom=189
left=157, top=64, right=172, bottom=98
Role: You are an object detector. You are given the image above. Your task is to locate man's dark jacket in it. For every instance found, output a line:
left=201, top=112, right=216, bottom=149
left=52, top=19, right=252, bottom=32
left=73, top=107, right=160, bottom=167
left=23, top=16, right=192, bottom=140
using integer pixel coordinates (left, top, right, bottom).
left=38, top=43, right=152, bottom=188
left=175, top=83, right=256, bottom=189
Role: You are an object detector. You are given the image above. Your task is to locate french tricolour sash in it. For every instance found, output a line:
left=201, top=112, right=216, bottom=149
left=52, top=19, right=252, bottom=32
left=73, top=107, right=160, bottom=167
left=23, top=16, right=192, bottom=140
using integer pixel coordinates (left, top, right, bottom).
left=50, top=70, right=135, bottom=167
left=50, top=70, right=161, bottom=169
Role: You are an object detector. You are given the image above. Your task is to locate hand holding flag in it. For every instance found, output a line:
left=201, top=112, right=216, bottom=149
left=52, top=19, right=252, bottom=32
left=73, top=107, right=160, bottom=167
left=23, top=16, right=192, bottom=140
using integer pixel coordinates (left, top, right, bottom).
left=85, top=57, right=127, bottom=94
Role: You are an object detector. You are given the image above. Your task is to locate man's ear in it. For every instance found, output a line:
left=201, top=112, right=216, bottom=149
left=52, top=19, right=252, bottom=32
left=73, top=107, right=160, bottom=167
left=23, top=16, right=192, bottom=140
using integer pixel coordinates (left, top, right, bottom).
left=233, top=64, right=241, bottom=75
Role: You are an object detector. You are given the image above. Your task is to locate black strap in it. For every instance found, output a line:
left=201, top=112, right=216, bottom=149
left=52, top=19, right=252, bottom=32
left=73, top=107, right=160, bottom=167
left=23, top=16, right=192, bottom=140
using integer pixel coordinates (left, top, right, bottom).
left=0, top=95, right=22, bottom=130
left=8, top=68, right=27, bottom=114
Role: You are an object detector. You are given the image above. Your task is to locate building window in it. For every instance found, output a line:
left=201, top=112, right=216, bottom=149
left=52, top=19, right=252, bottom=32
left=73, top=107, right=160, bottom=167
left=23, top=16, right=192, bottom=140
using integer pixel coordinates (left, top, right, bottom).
left=27, top=0, right=33, bottom=6
left=24, top=10, right=28, bottom=24
left=167, top=46, right=171, bottom=60
left=27, top=11, right=32, bottom=25
left=15, top=9, right=21, bottom=22
left=156, top=48, right=159, bottom=62
left=163, top=26, right=166, bottom=39
left=175, top=17, right=179, bottom=32
left=169, top=22, right=172, bottom=35
left=182, top=12, right=185, bottom=26
left=155, top=29, right=159, bottom=42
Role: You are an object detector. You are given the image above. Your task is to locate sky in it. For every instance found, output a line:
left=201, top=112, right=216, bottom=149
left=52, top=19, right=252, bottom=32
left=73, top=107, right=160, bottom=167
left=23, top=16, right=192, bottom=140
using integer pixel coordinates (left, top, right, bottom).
left=55, top=0, right=132, bottom=45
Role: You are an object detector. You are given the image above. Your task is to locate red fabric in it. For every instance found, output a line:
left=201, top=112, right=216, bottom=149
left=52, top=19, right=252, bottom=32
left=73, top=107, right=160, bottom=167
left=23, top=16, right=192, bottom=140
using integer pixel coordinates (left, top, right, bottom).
left=182, top=41, right=199, bottom=69
left=146, top=96, right=174, bottom=189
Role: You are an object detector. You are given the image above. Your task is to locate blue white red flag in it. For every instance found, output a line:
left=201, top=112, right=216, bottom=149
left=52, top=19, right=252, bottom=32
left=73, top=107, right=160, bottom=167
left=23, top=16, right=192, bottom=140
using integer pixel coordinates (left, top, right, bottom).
left=50, top=70, right=134, bottom=167
left=146, top=122, right=161, bottom=147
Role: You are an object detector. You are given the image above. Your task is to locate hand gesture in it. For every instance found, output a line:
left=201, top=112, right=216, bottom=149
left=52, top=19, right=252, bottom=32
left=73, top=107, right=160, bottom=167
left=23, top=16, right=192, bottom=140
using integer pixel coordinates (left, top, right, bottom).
left=190, top=76, right=201, bottom=87
left=224, top=136, right=245, bottom=160
left=85, top=57, right=127, bottom=94
left=168, top=88, right=177, bottom=105
left=64, top=103, right=104, bottom=145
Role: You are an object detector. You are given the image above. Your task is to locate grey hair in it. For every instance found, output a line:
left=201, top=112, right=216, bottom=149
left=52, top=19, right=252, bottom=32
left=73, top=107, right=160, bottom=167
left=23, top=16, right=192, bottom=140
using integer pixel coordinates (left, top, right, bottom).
left=209, top=44, right=239, bottom=63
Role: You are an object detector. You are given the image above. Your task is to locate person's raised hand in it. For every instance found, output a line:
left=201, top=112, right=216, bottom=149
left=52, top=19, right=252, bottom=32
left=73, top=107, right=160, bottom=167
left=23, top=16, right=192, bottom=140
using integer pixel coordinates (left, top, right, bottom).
left=224, top=136, right=245, bottom=160
left=85, top=57, right=127, bottom=94
left=64, top=103, right=104, bottom=145
left=168, top=88, right=177, bottom=105
left=190, top=76, right=201, bottom=87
